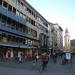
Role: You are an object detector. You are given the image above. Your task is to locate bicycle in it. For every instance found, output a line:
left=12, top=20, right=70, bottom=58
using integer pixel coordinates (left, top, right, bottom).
left=39, top=61, right=47, bottom=73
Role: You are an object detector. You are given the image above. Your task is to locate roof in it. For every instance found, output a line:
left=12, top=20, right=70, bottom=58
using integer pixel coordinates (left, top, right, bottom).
left=65, top=28, right=69, bottom=33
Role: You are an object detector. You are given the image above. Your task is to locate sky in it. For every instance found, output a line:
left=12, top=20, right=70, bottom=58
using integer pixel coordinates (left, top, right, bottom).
left=26, top=0, right=75, bottom=40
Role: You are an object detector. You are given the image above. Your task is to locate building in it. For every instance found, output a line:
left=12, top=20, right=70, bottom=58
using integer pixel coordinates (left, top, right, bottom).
left=48, top=22, right=54, bottom=54
left=64, top=28, right=70, bottom=51
left=51, top=23, right=63, bottom=53
left=71, top=39, right=75, bottom=52
left=0, top=0, right=48, bottom=60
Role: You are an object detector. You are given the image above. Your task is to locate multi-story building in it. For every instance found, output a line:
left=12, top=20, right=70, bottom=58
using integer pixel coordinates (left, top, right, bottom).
left=48, top=22, right=53, bottom=53
left=52, top=23, right=63, bottom=53
left=0, top=0, right=49, bottom=60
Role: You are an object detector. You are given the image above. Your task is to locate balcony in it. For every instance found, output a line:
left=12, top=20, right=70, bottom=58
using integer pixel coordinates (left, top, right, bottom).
left=0, top=5, right=26, bottom=26
left=0, top=23, right=39, bottom=41
left=0, top=23, right=26, bottom=37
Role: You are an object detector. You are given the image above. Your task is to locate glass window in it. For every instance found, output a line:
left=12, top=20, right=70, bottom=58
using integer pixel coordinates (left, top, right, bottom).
left=21, top=2, right=23, bottom=8
left=0, top=34, right=2, bottom=41
left=13, top=7, right=16, bottom=14
left=7, top=18, right=12, bottom=27
left=24, top=6, right=26, bottom=10
left=20, top=13, right=22, bottom=17
left=8, top=5, right=12, bottom=12
left=0, top=0, right=2, bottom=5
left=3, top=1, right=8, bottom=8
left=12, top=0, right=17, bottom=4
left=15, top=22, right=19, bottom=30
left=17, top=0, right=20, bottom=6
left=23, top=15, right=26, bottom=19
left=0, top=14, right=1, bottom=23
left=16, top=10, right=20, bottom=16
left=2, top=15, right=7, bottom=25
left=25, top=39, right=28, bottom=45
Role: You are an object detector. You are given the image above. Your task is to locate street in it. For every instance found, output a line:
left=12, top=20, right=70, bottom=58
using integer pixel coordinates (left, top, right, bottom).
left=0, top=56, right=75, bottom=75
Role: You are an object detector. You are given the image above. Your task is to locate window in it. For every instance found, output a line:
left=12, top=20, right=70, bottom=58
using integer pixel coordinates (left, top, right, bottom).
left=31, top=19, right=33, bottom=25
left=23, top=39, right=25, bottom=44
left=23, top=15, right=26, bottom=19
left=34, top=31, right=37, bottom=37
left=21, top=2, right=23, bottom=8
left=24, top=6, right=26, bottom=10
left=7, top=18, right=12, bottom=28
left=0, top=34, right=2, bottom=41
left=19, top=24, right=23, bottom=32
left=27, top=7, right=31, bottom=14
left=0, top=0, right=2, bottom=5
left=16, top=22, right=19, bottom=30
left=23, top=26, right=26, bottom=33
left=33, top=21, right=35, bottom=26
left=25, top=38, right=28, bottom=45
left=2, top=33, right=7, bottom=42
left=12, top=0, right=17, bottom=4
left=20, top=13, right=22, bottom=17
left=0, top=14, right=1, bottom=23
left=2, top=15, right=7, bottom=25
left=16, top=10, right=20, bottom=16
left=11, top=20, right=16, bottom=29
left=8, top=5, right=12, bottom=12
left=28, top=27, right=31, bottom=35
left=13, top=7, right=16, bottom=14
left=3, top=1, right=8, bottom=8
left=17, top=0, right=20, bottom=6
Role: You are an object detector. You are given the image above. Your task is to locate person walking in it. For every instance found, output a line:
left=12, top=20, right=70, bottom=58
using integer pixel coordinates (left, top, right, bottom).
left=53, top=52, right=57, bottom=63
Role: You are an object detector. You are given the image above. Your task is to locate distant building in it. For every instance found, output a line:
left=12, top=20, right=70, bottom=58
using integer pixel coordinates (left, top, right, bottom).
left=64, top=28, right=70, bottom=51
left=48, top=22, right=53, bottom=54
left=51, top=23, right=63, bottom=53
left=71, top=39, right=75, bottom=52
left=71, top=39, right=75, bottom=46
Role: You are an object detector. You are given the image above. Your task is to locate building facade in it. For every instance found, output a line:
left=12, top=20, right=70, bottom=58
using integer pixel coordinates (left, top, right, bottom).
left=51, top=23, right=63, bottom=53
left=64, top=28, right=70, bottom=51
left=48, top=22, right=53, bottom=54
left=71, top=39, right=75, bottom=52
left=0, top=0, right=48, bottom=60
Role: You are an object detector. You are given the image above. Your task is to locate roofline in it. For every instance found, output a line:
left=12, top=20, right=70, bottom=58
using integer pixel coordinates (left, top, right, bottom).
left=24, top=0, right=48, bottom=23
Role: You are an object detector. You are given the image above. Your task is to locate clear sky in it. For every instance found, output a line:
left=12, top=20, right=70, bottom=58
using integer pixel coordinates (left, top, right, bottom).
left=26, top=0, right=75, bottom=40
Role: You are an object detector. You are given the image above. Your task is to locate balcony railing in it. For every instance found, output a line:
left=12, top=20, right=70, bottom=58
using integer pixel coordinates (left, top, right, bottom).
left=0, top=22, right=26, bottom=37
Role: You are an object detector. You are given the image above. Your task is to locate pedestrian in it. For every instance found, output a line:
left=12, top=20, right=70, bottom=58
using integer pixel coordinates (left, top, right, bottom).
left=41, top=52, right=49, bottom=71
left=32, top=59, right=36, bottom=68
left=19, top=54, right=22, bottom=63
left=36, top=54, right=39, bottom=62
left=53, top=52, right=57, bottom=63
